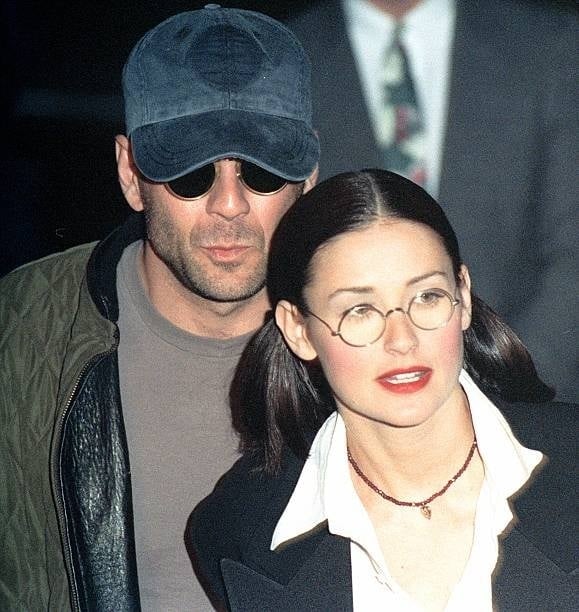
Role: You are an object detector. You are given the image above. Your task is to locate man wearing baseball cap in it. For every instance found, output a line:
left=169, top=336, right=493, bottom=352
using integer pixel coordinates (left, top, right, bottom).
left=0, top=6, right=318, bottom=610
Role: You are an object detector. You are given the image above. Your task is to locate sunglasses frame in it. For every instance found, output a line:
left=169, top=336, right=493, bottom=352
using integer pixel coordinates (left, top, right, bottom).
left=164, top=159, right=289, bottom=201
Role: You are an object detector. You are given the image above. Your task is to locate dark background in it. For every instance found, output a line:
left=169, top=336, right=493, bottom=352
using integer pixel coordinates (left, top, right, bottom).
left=1, top=0, right=575, bottom=275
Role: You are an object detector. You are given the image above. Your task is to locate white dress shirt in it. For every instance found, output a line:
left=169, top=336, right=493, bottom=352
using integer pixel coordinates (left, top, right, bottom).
left=271, top=370, right=543, bottom=611
left=342, top=0, right=455, bottom=197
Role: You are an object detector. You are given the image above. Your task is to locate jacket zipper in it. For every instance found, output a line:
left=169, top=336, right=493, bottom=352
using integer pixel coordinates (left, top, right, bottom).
left=51, top=331, right=119, bottom=611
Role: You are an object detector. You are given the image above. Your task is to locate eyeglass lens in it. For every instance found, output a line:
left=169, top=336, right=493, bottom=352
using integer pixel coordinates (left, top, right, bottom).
left=339, top=290, right=456, bottom=346
left=166, top=161, right=287, bottom=199
left=168, top=164, right=215, bottom=199
left=241, top=162, right=287, bottom=194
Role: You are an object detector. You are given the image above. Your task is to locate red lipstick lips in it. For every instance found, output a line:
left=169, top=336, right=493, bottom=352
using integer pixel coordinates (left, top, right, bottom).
left=376, top=367, right=432, bottom=394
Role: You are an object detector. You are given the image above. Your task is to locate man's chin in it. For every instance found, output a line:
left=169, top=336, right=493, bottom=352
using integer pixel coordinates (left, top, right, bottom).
left=182, top=275, right=266, bottom=304
left=202, top=283, right=266, bottom=304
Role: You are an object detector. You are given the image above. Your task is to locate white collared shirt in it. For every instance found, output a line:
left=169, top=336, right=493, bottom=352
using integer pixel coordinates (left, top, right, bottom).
left=271, top=371, right=543, bottom=611
left=342, top=0, right=455, bottom=197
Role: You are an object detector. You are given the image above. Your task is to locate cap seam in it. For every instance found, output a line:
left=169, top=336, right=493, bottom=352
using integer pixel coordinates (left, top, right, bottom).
left=136, top=106, right=312, bottom=129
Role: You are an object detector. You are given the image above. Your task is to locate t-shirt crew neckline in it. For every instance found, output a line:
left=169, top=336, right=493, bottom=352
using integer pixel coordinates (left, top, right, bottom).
left=117, top=240, right=255, bottom=357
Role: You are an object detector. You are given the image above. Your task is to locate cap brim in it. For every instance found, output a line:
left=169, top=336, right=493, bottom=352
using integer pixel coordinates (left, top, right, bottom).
left=131, top=110, right=320, bottom=183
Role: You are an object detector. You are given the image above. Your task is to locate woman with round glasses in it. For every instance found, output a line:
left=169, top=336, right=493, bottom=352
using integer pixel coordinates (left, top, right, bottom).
left=187, top=170, right=577, bottom=611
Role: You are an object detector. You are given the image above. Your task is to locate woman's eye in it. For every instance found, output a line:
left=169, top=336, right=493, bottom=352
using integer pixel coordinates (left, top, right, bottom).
left=416, top=290, right=443, bottom=305
left=348, top=304, right=376, bottom=318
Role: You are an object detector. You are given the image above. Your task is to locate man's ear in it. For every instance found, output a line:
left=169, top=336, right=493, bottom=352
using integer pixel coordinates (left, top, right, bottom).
left=302, top=164, right=319, bottom=194
left=458, top=264, right=472, bottom=331
left=275, top=300, right=318, bottom=361
left=115, top=135, right=145, bottom=212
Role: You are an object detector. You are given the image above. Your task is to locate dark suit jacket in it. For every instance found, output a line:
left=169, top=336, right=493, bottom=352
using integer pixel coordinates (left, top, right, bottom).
left=286, top=0, right=579, bottom=402
left=187, top=399, right=578, bottom=611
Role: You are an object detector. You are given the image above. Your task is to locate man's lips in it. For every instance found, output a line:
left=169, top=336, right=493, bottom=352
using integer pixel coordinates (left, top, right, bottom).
left=376, top=367, right=433, bottom=394
left=201, top=245, right=253, bottom=261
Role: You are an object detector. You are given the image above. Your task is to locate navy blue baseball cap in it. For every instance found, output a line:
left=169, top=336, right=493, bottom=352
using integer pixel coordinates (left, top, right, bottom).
left=122, top=4, right=319, bottom=183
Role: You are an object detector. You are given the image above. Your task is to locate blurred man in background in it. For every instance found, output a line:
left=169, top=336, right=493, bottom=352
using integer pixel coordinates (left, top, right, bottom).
left=288, top=0, right=578, bottom=401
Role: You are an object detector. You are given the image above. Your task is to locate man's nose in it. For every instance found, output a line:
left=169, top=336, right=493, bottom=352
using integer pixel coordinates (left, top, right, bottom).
left=204, top=160, right=251, bottom=220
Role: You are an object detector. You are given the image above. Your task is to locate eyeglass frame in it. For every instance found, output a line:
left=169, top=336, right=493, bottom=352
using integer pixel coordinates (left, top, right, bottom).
left=303, top=288, right=461, bottom=347
left=162, top=159, right=291, bottom=201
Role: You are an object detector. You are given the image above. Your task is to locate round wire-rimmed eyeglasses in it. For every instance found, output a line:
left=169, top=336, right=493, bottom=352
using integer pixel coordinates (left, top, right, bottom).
left=304, top=288, right=461, bottom=347
left=163, top=159, right=291, bottom=200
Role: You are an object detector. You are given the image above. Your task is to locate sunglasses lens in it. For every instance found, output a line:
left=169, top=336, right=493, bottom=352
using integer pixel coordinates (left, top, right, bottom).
left=167, top=165, right=215, bottom=199
left=240, top=161, right=287, bottom=194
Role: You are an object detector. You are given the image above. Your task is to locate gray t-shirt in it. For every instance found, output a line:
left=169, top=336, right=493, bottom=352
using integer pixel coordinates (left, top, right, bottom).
left=117, top=241, right=252, bottom=611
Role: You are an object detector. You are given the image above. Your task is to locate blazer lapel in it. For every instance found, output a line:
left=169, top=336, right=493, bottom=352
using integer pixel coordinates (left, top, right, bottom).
left=439, top=0, right=533, bottom=207
left=493, top=527, right=578, bottom=611
left=439, top=0, right=495, bottom=207
left=492, top=437, right=578, bottom=611
left=290, top=0, right=382, bottom=178
left=222, top=532, right=353, bottom=611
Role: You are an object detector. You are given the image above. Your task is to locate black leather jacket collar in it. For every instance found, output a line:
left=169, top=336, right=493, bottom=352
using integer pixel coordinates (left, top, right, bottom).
left=56, top=214, right=145, bottom=611
left=87, top=212, right=145, bottom=322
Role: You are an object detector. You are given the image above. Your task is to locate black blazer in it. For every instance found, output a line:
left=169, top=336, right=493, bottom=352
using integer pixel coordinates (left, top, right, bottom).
left=187, top=399, right=578, bottom=611
left=286, top=0, right=579, bottom=402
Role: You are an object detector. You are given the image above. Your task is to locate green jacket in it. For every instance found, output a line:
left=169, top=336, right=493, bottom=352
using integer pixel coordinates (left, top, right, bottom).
left=0, top=215, right=144, bottom=611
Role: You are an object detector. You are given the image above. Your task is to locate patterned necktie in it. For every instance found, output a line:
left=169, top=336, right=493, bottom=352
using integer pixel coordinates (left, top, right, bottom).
left=377, top=24, right=427, bottom=186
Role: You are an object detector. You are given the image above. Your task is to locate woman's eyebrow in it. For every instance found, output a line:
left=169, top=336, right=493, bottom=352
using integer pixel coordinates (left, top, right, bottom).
left=326, top=271, right=450, bottom=302
left=327, top=286, right=375, bottom=301
left=407, top=270, right=449, bottom=286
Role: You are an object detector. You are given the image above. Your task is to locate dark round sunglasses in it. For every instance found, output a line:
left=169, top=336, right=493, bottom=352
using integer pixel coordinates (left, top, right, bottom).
left=165, top=160, right=290, bottom=200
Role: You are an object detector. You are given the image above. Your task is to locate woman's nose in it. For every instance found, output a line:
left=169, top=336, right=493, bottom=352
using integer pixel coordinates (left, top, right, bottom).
left=381, top=309, right=419, bottom=354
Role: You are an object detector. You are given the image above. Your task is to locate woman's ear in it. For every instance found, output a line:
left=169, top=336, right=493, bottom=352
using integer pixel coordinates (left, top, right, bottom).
left=275, top=300, right=318, bottom=361
left=458, top=264, right=472, bottom=331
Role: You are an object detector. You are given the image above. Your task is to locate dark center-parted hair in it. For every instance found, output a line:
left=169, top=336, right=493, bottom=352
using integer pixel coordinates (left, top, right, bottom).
left=269, top=168, right=462, bottom=309
left=232, top=170, right=554, bottom=472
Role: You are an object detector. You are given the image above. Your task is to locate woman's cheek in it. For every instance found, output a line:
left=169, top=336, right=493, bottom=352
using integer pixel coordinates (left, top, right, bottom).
left=435, top=321, right=465, bottom=375
left=316, top=342, right=367, bottom=394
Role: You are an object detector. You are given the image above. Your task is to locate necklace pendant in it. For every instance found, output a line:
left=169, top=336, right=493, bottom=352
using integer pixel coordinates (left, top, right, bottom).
left=420, top=505, right=432, bottom=519
left=347, top=437, right=476, bottom=521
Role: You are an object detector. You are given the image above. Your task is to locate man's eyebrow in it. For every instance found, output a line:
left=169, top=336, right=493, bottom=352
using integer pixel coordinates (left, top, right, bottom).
left=327, top=271, right=450, bottom=301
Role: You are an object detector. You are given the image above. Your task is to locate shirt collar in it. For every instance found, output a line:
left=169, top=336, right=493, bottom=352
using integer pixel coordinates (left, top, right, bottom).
left=343, top=0, right=454, bottom=38
left=459, top=371, right=543, bottom=502
left=271, top=370, right=543, bottom=551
